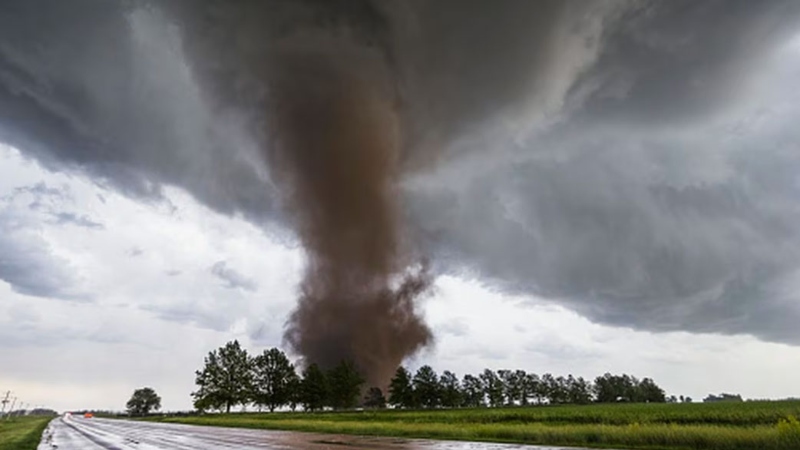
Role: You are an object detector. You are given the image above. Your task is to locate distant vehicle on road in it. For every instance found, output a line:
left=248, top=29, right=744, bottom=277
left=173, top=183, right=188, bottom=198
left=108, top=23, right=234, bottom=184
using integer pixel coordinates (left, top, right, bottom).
left=83, top=412, right=93, bottom=418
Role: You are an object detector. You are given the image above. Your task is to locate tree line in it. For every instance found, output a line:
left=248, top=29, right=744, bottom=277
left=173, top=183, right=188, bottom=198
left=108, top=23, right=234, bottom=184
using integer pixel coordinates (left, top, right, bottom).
left=192, top=341, right=364, bottom=413
left=191, top=341, right=667, bottom=413
left=388, top=367, right=666, bottom=409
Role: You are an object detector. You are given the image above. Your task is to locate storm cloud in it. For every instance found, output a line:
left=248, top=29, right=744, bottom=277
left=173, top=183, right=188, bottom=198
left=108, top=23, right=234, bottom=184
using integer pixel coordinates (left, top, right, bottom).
left=1, top=0, right=800, bottom=348
left=0, top=213, right=87, bottom=301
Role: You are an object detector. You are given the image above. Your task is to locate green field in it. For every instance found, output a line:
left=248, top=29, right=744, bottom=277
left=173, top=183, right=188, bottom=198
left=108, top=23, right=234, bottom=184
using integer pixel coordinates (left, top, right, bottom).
left=153, top=401, right=800, bottom=450
left=0, top=416, right=52, bottom=450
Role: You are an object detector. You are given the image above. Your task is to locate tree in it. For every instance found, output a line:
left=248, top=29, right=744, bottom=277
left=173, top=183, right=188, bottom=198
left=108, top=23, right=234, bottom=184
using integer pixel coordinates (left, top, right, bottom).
left=593, top=373, right=665, bottom=404
left=363, top=387, right=387, bottom=409
left=286, top=369, right=301, bottom=412
left=511, top=370, right=528, bottom=405
left=192, top=340, right=252, bottom=413
left=540, top=373, right=562, bottom=404
left=594, top=373, right=631, bottom=403
left=388, top=366, right=414, bottom=409
left=439, top=371, right=462, bottom=408
left=251, top=348, right=298, bottom=412
left=461, top=374, right=485, bottom=407
left=523, top=373, right=542, bottom=405
left=498, top=369, right=527, bottom=406
left=638, top=378, right=666, bottom=403
left=327, top=360, right=364, bottom=410
left=480, top=369, right=504, bottom=408
left=126, top=387, right=161, bottom=416
left=497, top=370, right=514, bottom=405
left=567, top=375, right=593, bottom=404
left=300, top=363, right=328, bottom=412
left=703, top=393, right=743, bottom=403
left=413, top=365, right=441, bottom=408
left=547, top=375, right=569, bottom=404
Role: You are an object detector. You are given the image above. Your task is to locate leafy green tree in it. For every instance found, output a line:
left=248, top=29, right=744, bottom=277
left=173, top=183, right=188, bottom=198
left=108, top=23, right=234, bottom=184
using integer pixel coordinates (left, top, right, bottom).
left=192, top=340, right=252, bottom=413
left=439, top=370, right=462, bottom=408
left=639, top=378, right=666, bottom=403
left=548, top=375, right=569, bottom=404
left=126, top=387, right=161, bottom=416
left=497, top=369, right=513, bottom=405
left=499, top=369, right=527, bottom=405
left=594, top=373, right=626, bottom=403
left=461, top=374, right=485, bottom=407
left=480, top=369, right=505, bottom=407
left=625, top=375, right=644, bottom=402
left=567, top=375, right=593, bottom=404
left=251, top=348, right=298, bottom=412
left=363, top=387, right=387, bottom=409
left=327, top=360, right=364, bottom=410
left=511, top=370, right=529, bottom=405
left=524, top=373, right=543, bottom=405
left=300, top=363, right=328, bottom=412
left=388, top=366, right=414, bottom=409
left=413, top=365, right=441, bottom=408
left=287, top=369, right=301, bottom=411
left=594, top=373, right=663, bottom=403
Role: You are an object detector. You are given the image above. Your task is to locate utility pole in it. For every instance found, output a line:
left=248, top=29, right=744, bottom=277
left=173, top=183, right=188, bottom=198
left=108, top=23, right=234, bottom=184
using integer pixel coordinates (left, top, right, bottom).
left=6, top=397, right=16, bottom=420
left=0, top=391, right=10, bottom=417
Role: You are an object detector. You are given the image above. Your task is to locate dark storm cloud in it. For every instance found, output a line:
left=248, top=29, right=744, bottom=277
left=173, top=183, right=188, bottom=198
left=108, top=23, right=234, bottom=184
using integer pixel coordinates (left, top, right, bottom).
left=566, top=0, right=800, bottom=125
left=0, top=0, right=278, bottom=221
left=401, top=0, right=800, bottom=344
left=210, top=261, right=258, bottom=292
left=409, top=86, right=800, bottom=344
left=1, top=0, right=800, bottom=346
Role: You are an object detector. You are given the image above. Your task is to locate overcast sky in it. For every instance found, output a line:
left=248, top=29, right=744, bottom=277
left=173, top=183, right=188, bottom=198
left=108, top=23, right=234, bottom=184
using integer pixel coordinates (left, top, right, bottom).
left=2, top=0, right=800, bottom=412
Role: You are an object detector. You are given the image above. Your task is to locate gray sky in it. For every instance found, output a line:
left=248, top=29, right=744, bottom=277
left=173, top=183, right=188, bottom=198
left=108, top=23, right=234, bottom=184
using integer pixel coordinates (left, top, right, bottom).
left=2, top=0, right=800, bottom=411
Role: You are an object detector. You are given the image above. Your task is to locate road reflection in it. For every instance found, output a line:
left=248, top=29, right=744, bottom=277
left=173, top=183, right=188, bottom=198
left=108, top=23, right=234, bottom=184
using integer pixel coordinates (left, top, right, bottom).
left=40, top=416, right=605, bottom=450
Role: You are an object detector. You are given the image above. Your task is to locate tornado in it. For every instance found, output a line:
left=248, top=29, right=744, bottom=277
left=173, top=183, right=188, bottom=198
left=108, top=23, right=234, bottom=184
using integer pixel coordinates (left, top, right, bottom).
left=265, top=44, right=433, bottom=387
left=164, top=0, right=594, bottom=388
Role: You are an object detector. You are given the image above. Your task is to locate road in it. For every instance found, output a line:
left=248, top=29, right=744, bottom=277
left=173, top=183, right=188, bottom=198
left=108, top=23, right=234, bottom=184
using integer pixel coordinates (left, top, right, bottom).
left=37, top=416, right=598, bottom=450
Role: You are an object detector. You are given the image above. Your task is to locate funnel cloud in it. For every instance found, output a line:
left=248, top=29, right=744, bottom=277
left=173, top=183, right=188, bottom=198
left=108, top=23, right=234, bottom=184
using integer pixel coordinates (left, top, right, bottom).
left=265, top=42, right=433, bottom=386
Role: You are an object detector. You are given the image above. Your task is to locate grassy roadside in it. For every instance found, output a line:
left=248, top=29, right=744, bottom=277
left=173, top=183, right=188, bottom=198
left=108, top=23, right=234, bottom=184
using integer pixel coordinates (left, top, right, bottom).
left=0, top=416, right=52, bottom=450
left=150, top=401, right=800, bottom=450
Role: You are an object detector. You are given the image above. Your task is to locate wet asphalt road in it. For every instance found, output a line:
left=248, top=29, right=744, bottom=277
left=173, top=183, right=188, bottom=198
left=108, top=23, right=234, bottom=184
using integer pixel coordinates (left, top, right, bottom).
left=37, top=416, right=599, bottom=450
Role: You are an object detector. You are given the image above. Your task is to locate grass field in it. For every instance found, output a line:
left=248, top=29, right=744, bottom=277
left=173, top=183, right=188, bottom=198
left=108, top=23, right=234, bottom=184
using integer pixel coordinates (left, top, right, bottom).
left=0, top=416, right=52, bottom=450
left=153, top=401, right=800, bottom=450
